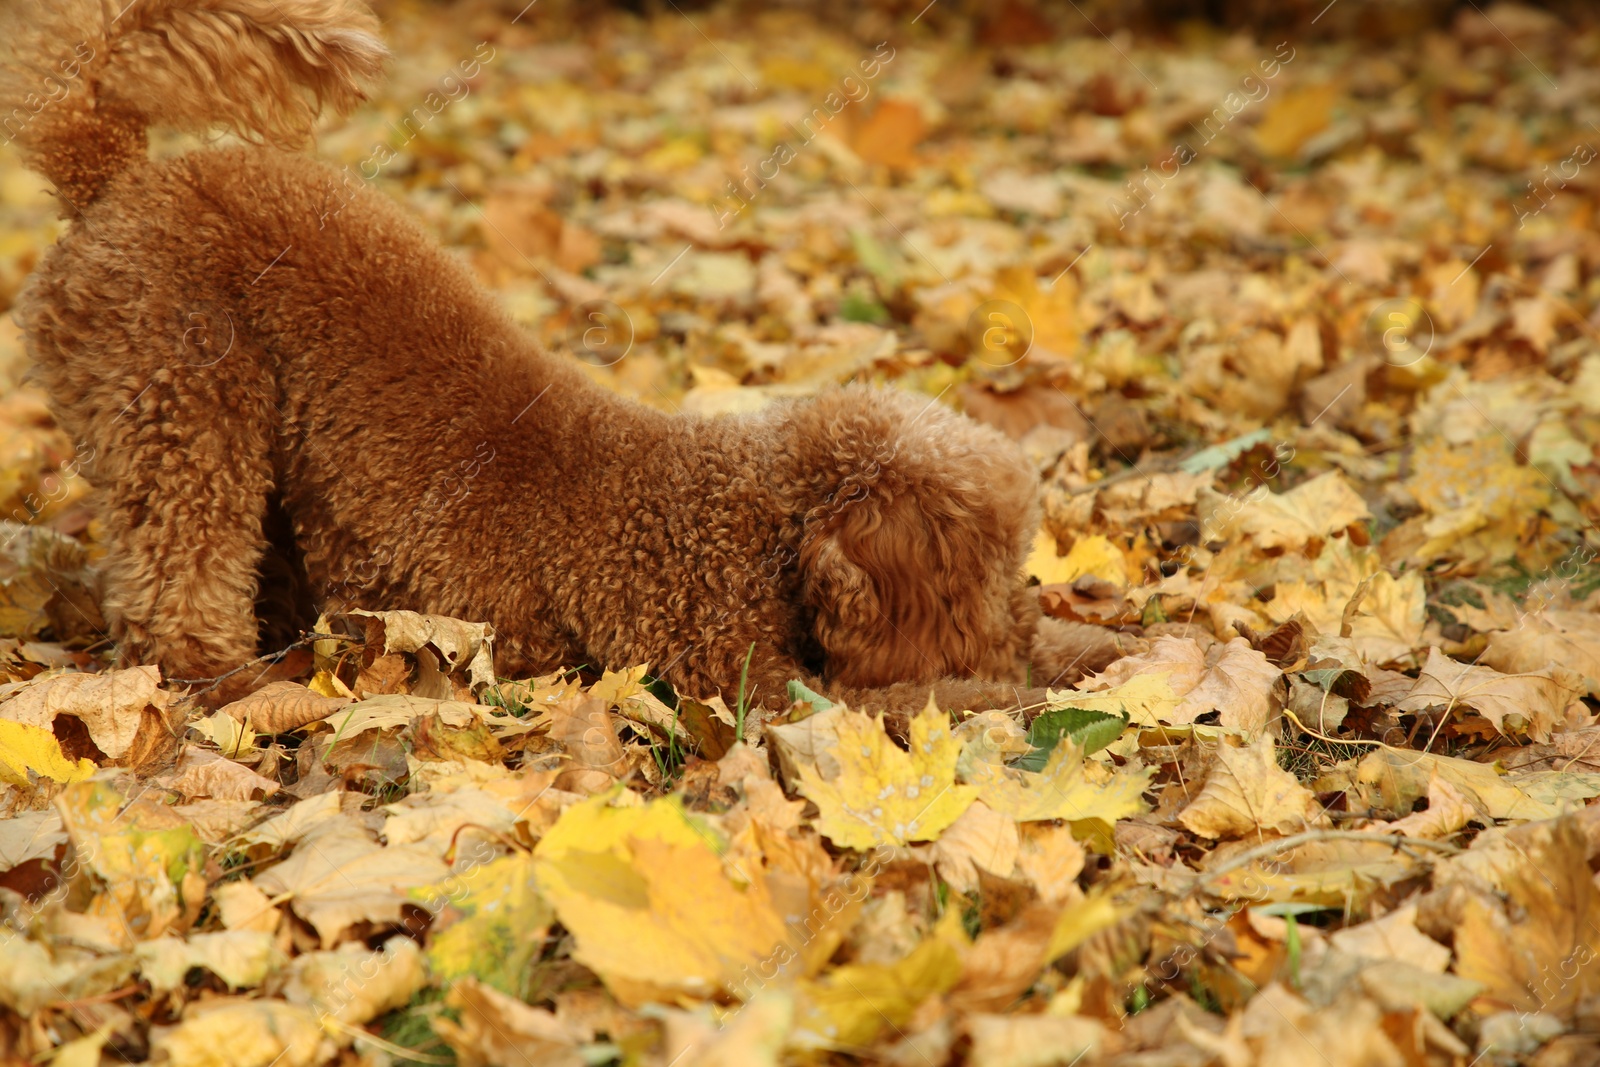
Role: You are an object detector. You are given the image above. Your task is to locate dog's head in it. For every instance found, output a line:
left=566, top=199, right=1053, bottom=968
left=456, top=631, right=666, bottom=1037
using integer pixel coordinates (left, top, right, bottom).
left=794, top=388, right=1039, bottom=689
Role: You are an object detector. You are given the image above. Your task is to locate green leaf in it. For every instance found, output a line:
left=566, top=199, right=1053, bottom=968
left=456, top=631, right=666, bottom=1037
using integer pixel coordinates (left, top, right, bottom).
left=786, top=679, right=836, bottom=712
left=1177, top=428, right=1273, bottom=474
left=1014, top=707, right=1126, bottom=772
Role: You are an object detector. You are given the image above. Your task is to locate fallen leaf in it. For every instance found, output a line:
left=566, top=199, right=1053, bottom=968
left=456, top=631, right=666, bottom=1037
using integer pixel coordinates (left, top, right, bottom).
left=794, top=700, right=977, bottom=850
left=929, top=799, right=1018, bottom=893
left=1198, top=470, right=1370, bottom=550
left=422, top=851, right=554, bottom=996
left=1398, top=646, right=1577, bottom=741
left=147, top=999, right=333, bottom=1067
left=0, top=665, right=169, bottom=760
left=0, top=718, right=93, bottom=786
left=532, top=790, right=794, bottom=1004
left=250, top=822, right=449, bottom=947
left=1451, top=816, right=1600, bottom=1017
left=435, top=976, right=586, bottom=1067
left=1082, top=636, right=1281, bottom=731
left=135, top=930, right=285, bottom=993
left=965, top=739, right=1150, bottom=829
left=219, top=681, right=349, bottom=734
left=1178, top=734, right=1325, bottom=840
left=1328, top=903, right=1450, bottom=973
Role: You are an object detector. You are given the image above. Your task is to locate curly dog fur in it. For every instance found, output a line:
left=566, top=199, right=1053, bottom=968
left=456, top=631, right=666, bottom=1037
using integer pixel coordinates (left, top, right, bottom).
left=4, top=0, right=1127, bottom=712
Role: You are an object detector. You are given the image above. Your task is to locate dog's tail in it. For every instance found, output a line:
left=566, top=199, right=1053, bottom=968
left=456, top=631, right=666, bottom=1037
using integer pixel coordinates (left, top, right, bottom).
left=1, top=0, right=386, bottom=209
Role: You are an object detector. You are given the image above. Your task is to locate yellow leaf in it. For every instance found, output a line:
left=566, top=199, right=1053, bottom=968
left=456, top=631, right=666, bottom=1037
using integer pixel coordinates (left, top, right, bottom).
left=55, top=780, right=207, bottom=941
left=1046, top=889, right=1125, bottom=961
left=1254, top=83, right=1339, bottom=158
left=533, top=790, right=792, bottom=1004
left=793, top=910, right=965, bottom=1049
left=1356, top=748, right=1555, bottom=822
left=989, top=264, right=1079, bottom=362
left=0, top=719, right=94, bottom=786
left=1080, top=636, right=1280, bottom=732
left=795, top=700, right=977, bottom=850
left=147, top=999, right=330, bottom=1067
left=587, top=663, right=650, bottom=708
left=965, top=742, right=1150, bottom=828
left=1452, top=817, right=1600, bottom=1016
left=422, top=851, right=554, bottom=996
left=1028, top=533, right=1127, bottom=587
left=1047, top=673, right=1182, bottom=726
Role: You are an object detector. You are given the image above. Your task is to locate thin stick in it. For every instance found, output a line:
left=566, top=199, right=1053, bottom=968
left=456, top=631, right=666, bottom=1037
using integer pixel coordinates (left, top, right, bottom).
left=1197, top=829, right=1461, bottom=889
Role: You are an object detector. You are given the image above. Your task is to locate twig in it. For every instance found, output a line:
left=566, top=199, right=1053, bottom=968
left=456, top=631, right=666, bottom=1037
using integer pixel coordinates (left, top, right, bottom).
left=168, top=629, right=356, bottom=699
left=1197, top=829, right=1461, bottom=889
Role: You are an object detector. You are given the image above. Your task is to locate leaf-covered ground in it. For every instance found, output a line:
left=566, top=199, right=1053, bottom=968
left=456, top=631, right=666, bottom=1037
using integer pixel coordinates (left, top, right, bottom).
left=6, top=0, right=1600, bottom=1064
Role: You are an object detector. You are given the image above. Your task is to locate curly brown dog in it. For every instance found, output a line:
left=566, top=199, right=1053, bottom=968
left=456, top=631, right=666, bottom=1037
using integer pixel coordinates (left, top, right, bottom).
left=4, top=0, right=1127, bottom=713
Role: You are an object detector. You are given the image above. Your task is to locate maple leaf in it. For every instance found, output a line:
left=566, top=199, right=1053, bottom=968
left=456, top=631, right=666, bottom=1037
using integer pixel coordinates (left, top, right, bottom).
left=1451, top=817, right=1600, bottom=1018
left=964, top=740, right=1150, bottom=828
left=1079, top=635, right=1280, bottom=731
left=532, top=790, right=799, bottom=1004
left=1197, top=470, right=1370, bottom=550
left=1399, top=646, right=1578, bottom=741
left=1483, top=610, right=1600, bottom=697
left=793, top=700, right=977, bottom=850
left=0, top=719, right=94, bottom=787
left=420, top=851, right=553, bottom=997
left=1178, top=734, right=1324, bottom=840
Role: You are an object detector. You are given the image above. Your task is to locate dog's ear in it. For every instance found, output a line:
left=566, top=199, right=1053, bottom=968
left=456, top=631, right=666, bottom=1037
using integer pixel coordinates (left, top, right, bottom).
left=799, top=490, right=938, bottom=689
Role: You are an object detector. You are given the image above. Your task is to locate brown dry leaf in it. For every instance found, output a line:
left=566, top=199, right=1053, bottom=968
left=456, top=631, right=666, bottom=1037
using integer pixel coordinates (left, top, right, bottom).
left=1240, top=984, right=1404, bottom=1066
left=1015, top=822, right=1085, bottom=905
left=147, top=1000, right=332, bottom=1067
left=1084, top=635, right=1280, bottom=731
left=156, top=747, right=280, bottom=802
left=1198, top=470, right=1370, bottom=550
left=1178, top=734, right=1325, bottom=840
left=1328, top=903, right=1450, bottom=973
left=1483, top=610, right=1600, bottom=697
left=928, top=799, right=1018, bottom=893
left=1451, top=816, right=1600, bottom=1017
left=0, top=808, right=64, bottom=871
left=334, top=609, right=496, bottom=692
left=0, top=665, right=169, bottom=760
left=219, top=681, right=349, bottom=733
left=954, top=900, right=1062, bottom=1012
left=853, top=98, right=928, bottom=168
left=1397, top=647, right=1578, bottom=741
left=1383, top=771, right=1476, bottom=839
left=1254, top=83, right=1340, bottom=158
left=544, top=697, right=630, bottom=788
left=250, top=823, right=450, bottom=947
